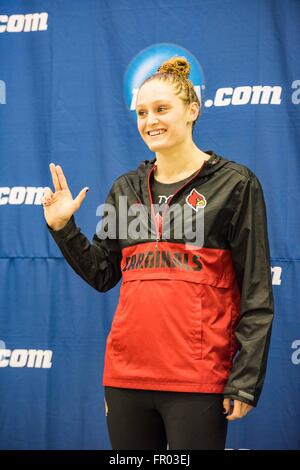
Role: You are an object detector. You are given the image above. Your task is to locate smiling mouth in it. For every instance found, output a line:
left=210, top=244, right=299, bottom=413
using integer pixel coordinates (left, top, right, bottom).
left=147, top=129, right=167, bottom=137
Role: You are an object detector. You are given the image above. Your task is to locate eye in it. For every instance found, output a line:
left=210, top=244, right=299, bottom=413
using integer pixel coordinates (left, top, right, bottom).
left=137, top=106, right=167, bottom=117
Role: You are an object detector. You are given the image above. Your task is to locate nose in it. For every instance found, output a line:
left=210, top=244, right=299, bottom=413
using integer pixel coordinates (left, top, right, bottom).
left=148, top=116, right=159, bottom=126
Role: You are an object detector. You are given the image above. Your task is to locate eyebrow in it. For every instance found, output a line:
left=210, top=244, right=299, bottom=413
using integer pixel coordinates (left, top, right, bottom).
left=136, top=100, right=171, bottom=109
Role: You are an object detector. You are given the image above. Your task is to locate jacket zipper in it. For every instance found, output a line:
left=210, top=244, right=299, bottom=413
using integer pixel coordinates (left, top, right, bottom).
left=147, top=160, right=208, bottom=250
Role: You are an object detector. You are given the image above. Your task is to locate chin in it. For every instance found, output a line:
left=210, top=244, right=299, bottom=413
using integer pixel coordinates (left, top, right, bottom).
left=147, top=141, right=173, bottom=152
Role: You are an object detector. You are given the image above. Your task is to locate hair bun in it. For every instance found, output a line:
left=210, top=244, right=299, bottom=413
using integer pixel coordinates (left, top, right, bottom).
left=157, top=56, right=190, bottom=80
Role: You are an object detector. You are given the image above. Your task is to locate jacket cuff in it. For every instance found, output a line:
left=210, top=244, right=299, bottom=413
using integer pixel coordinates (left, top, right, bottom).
left=46, top=215, right=78, bottom=241
left=223, top=389, right=257, bottom=406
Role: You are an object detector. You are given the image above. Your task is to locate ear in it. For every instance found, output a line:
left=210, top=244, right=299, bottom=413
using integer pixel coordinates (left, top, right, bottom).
left=187, top=101, right=200, bottom=123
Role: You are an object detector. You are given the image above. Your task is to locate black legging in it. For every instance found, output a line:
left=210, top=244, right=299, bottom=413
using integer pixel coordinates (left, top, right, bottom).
left=104, top=386, right=228, bottom=450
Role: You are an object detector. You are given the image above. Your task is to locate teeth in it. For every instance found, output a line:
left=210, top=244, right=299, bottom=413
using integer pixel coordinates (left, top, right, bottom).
left=149, top=129, right=166, bottom=136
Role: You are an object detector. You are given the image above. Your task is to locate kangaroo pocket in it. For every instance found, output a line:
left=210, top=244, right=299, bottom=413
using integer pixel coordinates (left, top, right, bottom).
left=110, top=278, right=202, bottom=368
left=109, top=275, right=238, bottom=371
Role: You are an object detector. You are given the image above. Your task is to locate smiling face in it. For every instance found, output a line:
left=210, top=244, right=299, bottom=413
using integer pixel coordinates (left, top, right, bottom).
left=136, top=80, right=198, bottom=153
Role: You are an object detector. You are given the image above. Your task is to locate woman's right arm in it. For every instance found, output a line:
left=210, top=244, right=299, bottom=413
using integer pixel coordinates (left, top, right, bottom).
left=43, top=163, right=122, bottom=292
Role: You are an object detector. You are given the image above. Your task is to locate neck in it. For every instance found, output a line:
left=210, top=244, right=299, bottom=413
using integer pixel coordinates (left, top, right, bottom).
left=154, top=139, right=210, bottom=181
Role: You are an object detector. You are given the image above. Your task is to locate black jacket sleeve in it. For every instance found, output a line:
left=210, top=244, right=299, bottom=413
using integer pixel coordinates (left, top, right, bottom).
left=46, top=184, right=122, bottom=292
left=223, top=173, right=274, bottom=406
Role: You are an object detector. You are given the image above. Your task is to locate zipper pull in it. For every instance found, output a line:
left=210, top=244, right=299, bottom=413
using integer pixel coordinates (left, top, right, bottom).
left=155, top=236, right=160, bottom=251
left=155, top=213, right=162, bottom=251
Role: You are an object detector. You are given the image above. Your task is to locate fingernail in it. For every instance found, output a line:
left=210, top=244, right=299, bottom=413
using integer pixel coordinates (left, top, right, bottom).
left=86, top=188, right=89, bottom=192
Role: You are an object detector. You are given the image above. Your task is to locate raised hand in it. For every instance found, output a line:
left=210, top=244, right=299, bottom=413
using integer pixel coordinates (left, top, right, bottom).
left=42, top=163, right=89, bottom=231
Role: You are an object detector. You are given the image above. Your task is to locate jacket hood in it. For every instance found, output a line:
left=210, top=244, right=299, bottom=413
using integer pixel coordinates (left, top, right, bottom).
left=136, top=150, right=231, bottom=179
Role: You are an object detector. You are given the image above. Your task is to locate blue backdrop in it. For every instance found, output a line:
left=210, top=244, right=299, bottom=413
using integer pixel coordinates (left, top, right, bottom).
left=0, top=0, right=299, bottom=450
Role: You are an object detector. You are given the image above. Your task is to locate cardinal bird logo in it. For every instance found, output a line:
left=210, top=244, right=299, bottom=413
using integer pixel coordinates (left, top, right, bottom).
left=186, top=188, right=207, bottom=211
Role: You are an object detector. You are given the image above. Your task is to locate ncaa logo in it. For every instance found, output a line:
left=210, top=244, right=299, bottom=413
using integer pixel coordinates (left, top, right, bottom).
left=123, top=43, right=205, bottom=123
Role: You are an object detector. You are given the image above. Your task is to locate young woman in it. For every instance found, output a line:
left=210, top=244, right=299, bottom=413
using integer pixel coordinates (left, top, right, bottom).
left=42, top=57, right=274, bottom=450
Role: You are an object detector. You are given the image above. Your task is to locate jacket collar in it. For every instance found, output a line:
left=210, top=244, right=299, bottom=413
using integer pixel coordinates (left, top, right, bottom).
left=137, top=150, right=231, bottom=179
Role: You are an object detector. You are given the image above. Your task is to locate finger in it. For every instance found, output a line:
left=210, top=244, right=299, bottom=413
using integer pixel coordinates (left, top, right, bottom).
left=241, top=403, right=252, bottom=416
left=73, top=187, right=89, bottom=210
left=226, top=413, right=240, bottom=421
left=222, top=398, right=231, bottom=414
left=55, top=165, right=70, bottom=191
left=49, top=163, right=62, bottom=192
left=43, top=187, right=54, bottom=200
left=42, top=187, right=54, bottom=205
left=227, top=400, right=242, bottom=421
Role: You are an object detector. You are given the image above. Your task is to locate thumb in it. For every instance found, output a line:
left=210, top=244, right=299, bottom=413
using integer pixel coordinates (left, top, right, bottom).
left=223, top=398, right=231, bottom=414
left=73, top=187, right=89, bottom=209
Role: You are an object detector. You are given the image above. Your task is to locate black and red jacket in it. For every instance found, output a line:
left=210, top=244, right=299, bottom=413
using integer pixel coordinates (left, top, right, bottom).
left=47, top=150, right=274, bottom=406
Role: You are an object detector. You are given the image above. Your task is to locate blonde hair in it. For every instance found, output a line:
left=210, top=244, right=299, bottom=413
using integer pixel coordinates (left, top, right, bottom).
left=139, top=56, right=200, bottom=132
